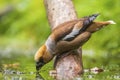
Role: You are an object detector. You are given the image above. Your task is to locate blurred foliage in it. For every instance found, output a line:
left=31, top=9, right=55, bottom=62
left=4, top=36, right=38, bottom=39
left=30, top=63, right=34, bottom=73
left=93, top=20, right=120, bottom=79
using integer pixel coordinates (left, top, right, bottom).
left=73, top=0, right=120, bottom=56
left=0, top=0, right=120, bottom=55
left=0, top=0, right=120, bottom=79
left=0, top=0, right=119, bottom=65
left=0, top=0, right=50, bottom=50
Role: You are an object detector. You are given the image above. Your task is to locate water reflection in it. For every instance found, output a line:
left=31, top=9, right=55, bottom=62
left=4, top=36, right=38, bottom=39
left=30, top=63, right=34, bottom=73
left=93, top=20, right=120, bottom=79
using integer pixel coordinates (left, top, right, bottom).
left=36, top=72, right=83, bottom=80
left=49, top=69, right=83, bottom=80
left=49, top=67, right=120, bottom=80
left=36, top=72, right=44, bottom=80
left=1, top=69, right=35, bottom=80
left=0, top=68, right=120, bottom=80
left=4, top=75, right=25, bottom=80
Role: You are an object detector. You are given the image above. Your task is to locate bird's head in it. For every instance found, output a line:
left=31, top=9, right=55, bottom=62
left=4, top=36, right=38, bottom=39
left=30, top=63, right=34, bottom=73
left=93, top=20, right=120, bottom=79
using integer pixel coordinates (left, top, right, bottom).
left=34, top=45, right=53, bottom=71
left=87, top=20, right=116, bottom=33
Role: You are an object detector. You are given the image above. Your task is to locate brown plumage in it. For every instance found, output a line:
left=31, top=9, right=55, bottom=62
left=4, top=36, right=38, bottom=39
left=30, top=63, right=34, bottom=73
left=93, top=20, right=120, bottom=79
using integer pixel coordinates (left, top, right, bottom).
left=34, top=14, right=116, bottom=71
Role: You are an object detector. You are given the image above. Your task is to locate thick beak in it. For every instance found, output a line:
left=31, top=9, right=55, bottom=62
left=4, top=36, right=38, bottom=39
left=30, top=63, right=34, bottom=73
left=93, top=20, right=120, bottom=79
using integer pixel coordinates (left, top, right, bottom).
left=36, top=61, right=45, bottom=71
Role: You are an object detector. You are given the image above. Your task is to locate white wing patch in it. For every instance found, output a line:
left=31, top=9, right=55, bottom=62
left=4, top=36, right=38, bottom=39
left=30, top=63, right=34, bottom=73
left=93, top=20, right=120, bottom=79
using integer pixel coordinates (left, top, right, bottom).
left=45, top=37, right=56, bottom=54
left=62, top=28, right=80, bottom=41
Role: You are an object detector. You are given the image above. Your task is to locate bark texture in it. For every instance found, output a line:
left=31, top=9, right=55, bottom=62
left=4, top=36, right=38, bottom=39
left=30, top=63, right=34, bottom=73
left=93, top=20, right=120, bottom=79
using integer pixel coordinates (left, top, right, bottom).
left=44, top=0, right=77, bottom=30
left=44, top=0, right=83, bottom=79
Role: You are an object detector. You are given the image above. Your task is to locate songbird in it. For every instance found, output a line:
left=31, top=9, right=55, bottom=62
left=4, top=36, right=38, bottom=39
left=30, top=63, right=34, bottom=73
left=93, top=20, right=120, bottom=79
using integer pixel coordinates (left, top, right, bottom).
left=34, top=13, right=116, bottom=71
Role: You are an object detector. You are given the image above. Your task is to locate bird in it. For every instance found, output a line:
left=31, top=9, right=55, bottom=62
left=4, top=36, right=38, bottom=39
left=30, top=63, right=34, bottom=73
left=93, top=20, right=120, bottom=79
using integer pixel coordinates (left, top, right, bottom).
left=34, top=13, right=116, bottom=71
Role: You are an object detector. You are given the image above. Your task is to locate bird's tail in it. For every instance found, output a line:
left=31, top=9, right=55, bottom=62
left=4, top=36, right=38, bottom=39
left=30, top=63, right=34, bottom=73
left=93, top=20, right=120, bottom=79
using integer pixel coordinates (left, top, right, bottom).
left=87, top=20, right=116, bottom=33
left=80, top=13, right=100, bottom=32
left=106, top=20, right=116, bottom=24
left=84, top=13, right=100, bottom=22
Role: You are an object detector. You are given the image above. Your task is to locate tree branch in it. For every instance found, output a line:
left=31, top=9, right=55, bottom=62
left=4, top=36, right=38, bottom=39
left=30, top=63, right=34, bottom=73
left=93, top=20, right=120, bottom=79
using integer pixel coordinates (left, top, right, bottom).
left=44, top=0, right=83, bottom=79
left=44, top=0, right=77, bottom=29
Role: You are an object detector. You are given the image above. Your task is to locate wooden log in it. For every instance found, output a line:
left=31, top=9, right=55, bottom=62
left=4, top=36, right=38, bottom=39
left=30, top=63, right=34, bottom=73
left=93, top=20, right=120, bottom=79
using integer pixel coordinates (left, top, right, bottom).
left=44, top=0, right=83, bottom=79
left=44, top=0, right=77, bottom=29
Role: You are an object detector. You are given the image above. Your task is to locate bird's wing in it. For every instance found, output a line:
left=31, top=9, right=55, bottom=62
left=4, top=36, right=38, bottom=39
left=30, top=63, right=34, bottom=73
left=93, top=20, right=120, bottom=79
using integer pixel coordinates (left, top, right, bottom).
left=62, top=23, right=81, bottom=41
left=62, top=13, right=99, bottom=41
left=45, top=20, right=79, bottom=53
left=50, top=20, right=79, bottom=42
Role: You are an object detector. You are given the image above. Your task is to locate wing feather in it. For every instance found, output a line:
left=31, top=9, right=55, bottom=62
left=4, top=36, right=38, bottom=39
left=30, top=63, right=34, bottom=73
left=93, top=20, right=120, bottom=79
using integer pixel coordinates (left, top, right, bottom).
left=62, top=13, right=99, bottom=41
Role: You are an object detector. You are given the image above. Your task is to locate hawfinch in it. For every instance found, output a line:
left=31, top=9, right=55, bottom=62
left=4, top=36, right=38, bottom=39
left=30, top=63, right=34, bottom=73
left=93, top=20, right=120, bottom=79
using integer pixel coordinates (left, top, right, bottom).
left=34, top=14, right=115, bottom=71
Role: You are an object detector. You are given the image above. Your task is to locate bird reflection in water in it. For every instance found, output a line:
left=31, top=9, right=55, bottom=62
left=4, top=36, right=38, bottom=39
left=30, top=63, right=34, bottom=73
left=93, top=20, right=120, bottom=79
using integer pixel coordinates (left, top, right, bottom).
left=36, top=72, right=44, bottom=80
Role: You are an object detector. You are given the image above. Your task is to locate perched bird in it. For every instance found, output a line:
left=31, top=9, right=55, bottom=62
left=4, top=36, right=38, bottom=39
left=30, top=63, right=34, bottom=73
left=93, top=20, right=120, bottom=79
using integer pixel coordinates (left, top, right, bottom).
left=34, top=14, right=115, bottom=71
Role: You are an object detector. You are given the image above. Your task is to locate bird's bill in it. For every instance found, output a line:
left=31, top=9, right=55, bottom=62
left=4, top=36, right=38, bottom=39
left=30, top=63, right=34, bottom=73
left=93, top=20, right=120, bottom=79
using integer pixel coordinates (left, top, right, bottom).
left=36, top=61, right=45, bottom=71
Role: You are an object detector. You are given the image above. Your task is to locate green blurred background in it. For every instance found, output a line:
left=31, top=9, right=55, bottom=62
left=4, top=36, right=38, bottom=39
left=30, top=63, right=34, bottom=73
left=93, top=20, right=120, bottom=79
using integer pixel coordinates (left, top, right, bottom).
left=0, top=0, right=120, bottom=80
